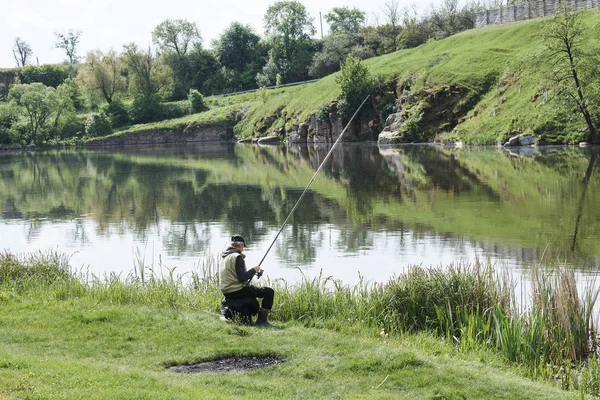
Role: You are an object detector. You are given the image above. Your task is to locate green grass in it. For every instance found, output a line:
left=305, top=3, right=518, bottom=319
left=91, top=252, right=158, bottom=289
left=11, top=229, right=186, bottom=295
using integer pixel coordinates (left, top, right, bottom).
left=1, top=251, right=599, bottom=398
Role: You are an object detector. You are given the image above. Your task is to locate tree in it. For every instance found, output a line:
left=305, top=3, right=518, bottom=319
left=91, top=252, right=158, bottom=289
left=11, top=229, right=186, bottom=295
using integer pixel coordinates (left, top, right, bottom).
left=214, top=22, right=261, bottom=71
left=152, top=19, right=201, bottom=57
left=325, top=7, right=365, bottom=35
left=13, top=37, right=33, bottom=67
left=264, top=1, right=315, bottom=61
left=539, top=4, right=599, bottom=143
left=121, top=43, right=173, bottom=99
left=427, top=0, right=475, bottom=39
left=309, top=34, right=373, bottom=78
left=54, top=30, right=82, bottom=64
left=335, top=55, right=372, bottom=117
left=79, top=49, right=126, bottom=104
left=381, top=0, right=401, bottom=51
left=8, top=83, right=61, bottom=144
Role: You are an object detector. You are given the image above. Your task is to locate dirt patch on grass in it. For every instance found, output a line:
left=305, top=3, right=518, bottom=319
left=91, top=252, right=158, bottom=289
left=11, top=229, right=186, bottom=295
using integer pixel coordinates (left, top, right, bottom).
left=167, top=355, right=283, bottom=373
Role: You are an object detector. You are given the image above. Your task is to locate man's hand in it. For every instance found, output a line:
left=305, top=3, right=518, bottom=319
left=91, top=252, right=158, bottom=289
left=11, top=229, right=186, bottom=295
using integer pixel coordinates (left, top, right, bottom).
left=253, top=266, right=261, bottom=273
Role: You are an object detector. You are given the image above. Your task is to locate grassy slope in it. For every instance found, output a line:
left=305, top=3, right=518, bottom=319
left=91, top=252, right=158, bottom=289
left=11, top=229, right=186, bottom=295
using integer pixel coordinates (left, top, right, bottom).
left=99, top=10, right=600, bottom=144
left=0, top=289, right=575, bottom=400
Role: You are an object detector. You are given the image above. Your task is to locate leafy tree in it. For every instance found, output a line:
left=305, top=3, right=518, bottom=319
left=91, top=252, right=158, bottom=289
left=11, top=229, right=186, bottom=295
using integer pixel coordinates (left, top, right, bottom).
left=121, top=43, right=173, bottom=99
left=538, top=4, right=599, bottom=143
left=152, top=19, right=201, bottom=57
left=309, top=34, right=373, bottom=78
left=187, top=47, right=225, bottom=95
left=54, top=30, right=82, bottom=64
left=325, top=7, right=365, bottom=35
left=79, top=49, right=126, bottom=104
left=255, top=49, right=284, bottom=87
left=263, top=0, right=317, bottom=82
left=21, top=64, right=68, bottom=88
left=214, top=22, right=261, bottom=71
left=335, top=55, right=372, bottom=117
left=426, top=0, right=475, bottom=39
left=8, top=83, right=63, bottom=144
left=13, top=37, right=33, bottom=68
left=397, top=7, right=428, bottom=49
left=214, top=22, right=264, bottom=91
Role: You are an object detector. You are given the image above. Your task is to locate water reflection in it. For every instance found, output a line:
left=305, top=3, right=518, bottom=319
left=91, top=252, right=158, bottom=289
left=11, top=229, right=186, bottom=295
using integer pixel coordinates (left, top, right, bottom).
left=0, top=144, right=598, bottom=283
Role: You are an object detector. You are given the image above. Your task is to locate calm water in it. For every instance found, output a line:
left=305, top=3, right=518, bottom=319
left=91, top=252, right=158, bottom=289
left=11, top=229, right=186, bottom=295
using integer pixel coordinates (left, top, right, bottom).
left=1, top=143, right=599, bottom=285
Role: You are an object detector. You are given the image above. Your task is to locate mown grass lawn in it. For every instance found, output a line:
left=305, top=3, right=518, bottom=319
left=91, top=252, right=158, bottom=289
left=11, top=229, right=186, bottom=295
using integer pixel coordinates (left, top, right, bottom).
left=0, top=293, right=577, bottom=399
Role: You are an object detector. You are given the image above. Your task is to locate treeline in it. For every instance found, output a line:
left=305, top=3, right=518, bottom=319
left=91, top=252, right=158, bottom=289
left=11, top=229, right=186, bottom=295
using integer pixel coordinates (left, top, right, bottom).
left=0, top=0, right=480, bottom=146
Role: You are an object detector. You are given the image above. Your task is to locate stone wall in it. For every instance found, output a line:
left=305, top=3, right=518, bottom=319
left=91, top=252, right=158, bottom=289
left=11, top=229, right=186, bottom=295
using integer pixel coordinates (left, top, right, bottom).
left=475, top=0, right=598, bottom=27
left=84, top=124, right=234, bottom=147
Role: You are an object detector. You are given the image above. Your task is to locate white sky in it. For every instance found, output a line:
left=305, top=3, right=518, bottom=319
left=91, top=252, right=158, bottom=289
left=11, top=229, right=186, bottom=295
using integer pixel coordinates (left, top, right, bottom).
left=0, top=0, right=452, bottom=68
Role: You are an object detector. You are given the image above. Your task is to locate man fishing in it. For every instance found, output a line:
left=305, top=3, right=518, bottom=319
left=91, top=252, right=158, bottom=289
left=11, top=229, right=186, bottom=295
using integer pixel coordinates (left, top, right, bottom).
left=219, top=235, right=274, bottom=326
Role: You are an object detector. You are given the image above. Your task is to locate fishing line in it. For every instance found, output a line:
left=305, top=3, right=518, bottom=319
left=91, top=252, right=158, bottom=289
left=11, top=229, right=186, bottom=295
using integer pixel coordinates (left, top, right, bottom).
left=257, top=95, right=371, bottom=267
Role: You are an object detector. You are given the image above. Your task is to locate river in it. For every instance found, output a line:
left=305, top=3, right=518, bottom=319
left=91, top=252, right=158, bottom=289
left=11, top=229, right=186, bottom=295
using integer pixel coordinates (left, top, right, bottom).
left=1, top=143, right=598, bottom=286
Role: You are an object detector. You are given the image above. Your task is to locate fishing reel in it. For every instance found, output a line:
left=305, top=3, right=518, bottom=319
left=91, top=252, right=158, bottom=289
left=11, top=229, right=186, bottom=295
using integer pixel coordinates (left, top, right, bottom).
left=255, top=269, right=264, bottom=279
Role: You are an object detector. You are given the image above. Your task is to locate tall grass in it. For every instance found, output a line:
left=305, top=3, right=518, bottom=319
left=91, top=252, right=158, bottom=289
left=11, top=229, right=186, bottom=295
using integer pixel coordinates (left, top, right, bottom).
left=2, top=251, right=600, bottom=394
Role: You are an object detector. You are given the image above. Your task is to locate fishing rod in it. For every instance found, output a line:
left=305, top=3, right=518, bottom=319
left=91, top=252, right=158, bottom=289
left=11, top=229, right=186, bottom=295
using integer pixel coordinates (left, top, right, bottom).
left=254, top=95, right=371, bottom=275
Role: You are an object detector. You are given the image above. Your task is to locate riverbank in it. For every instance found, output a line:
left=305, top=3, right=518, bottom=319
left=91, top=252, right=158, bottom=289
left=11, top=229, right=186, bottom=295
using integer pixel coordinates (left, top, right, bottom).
left=77, top=9, right=600, bottom=148
left=0, top=252, right=597, bottom=398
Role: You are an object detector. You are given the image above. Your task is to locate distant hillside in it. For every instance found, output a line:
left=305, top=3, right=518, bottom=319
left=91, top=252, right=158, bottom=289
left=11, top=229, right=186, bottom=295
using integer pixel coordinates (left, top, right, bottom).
left=97, top=9, right=600, bottom=146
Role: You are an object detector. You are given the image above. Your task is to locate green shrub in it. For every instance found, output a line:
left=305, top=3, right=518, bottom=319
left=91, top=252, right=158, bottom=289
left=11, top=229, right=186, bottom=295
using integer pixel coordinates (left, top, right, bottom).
left=59, top=115, right=86, bottom=139
left=85, top=112, right=112, bottom=137
left=21, top=64, right=68, bottom=88
left=164, top=102, right=188, bottom=119
left=335, top=55, right=372, bottom=118
left=188, top=89, right=207, bottom=113
left=102, top=99, right=131, bottom=128
left=130, top=95, right=166, bottom=123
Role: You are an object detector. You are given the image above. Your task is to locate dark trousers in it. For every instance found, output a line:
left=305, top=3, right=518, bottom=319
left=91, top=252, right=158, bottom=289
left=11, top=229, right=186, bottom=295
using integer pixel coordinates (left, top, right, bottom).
left=225, top=286, right=274, bottom=310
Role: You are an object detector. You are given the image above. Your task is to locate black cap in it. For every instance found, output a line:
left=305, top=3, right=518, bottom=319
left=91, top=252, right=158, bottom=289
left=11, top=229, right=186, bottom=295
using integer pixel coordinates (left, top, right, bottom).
left=231, top=235, right=246, bottom=245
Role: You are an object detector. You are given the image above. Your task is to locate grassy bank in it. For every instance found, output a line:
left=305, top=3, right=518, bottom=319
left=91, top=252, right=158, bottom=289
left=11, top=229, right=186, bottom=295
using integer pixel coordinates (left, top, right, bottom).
left=1, top=252, right=598, bottom=398
left=96, top=9, right=600, bottom=145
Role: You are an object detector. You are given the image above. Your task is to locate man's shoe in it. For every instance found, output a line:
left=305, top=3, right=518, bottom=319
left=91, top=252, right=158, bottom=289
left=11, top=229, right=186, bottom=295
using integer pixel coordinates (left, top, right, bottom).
left=255, top=308, right=271, bottom=326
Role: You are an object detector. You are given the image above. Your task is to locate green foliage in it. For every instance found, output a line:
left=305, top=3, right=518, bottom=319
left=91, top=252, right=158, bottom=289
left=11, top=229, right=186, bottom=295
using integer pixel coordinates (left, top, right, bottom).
left=214, top=22, right=264, bottom=91
left=0, top=103, right=17, bottom=144
left=122, top=43, right=173, bottom=100
left=58, top=77, right=85, bottom=111
left=325, top=6, right=366, bottom=35
left=8, top=82, right=62, bottom=144
left=79, top=49, right=126, bottom=104
left=21, top=64, right=68, bottom=88
left=188, top=89, right=207, bottom=113
left=399, top=106, right=424, bottom=142
left=130, top=94, right=167, bottom=124
left=335, top=55, right=372, bottom=116
left=264, top=0, right=317, bottom=83
left=102, top=98, right=131, bottom=128
left=85, top=111, right=113, bottom=137
left=152, top=19, right=201, bottom=57
left=309, top=34, right=373, bottom=78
